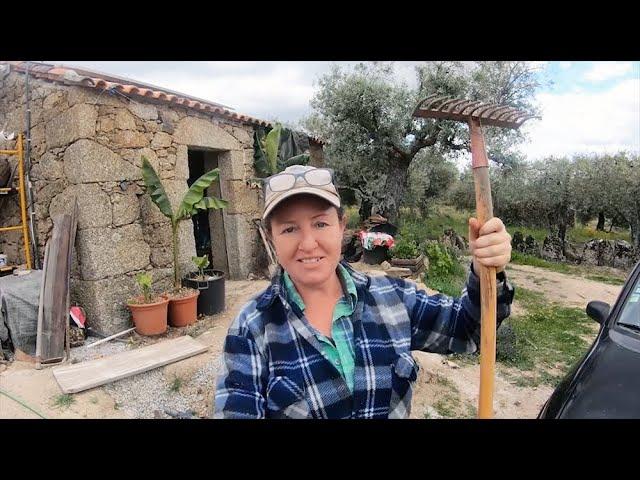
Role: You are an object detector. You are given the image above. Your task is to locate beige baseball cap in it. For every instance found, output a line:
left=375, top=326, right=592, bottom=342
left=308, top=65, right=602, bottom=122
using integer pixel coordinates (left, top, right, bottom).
left=262, top=165, right=341, bottom=220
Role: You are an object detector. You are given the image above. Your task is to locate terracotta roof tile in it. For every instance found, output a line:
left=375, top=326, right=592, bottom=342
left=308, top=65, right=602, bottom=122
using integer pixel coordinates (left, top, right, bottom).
left=4, top=61, right=272, bottom=128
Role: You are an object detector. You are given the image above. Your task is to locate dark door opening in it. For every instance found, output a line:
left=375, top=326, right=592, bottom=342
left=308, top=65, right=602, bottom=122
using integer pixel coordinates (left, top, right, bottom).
left=187, top=149, right=229, bottom=275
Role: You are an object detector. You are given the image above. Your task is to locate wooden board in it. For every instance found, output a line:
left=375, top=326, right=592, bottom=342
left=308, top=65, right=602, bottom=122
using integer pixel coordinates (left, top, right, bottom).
left=39, top=214, right=72, bottom=362
left=37, top=199, right=78, bottom=365
left=52, top=336, right=209, bottom=394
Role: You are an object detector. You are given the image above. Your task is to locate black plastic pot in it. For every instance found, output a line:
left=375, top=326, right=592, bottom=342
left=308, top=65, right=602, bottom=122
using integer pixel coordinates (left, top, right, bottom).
left=182, top=269, right=225, bottom=316
left=362, top=246, right=389, bottom=265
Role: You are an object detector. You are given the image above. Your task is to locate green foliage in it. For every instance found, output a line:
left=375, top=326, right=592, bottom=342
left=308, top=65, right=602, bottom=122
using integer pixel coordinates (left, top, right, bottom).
left=253, top=123, right=311, bottom=178
left=422, top=242, right=466, bottom=297
left=305, top=61, right=543, bottom=222
left=53, top=394, right=75, bottom=408
left=510, top=251, right=573, bottom=274
left=451, top=152, right=639, bottom=250
left=390, top=238, right=419, bottom=259
left=169, top=376, right=183, bottom=393
left=424, top=243, right=457, bottom=277
left=191, top=255, right=210, bottom=279
left=135, top=272, right=153, bottom=304
left=497, top=287, right=595, bottom=386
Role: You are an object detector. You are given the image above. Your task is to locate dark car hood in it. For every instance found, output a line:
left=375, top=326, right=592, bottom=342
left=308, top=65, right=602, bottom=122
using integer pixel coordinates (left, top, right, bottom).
left=557, top=329, right=640, bottom=418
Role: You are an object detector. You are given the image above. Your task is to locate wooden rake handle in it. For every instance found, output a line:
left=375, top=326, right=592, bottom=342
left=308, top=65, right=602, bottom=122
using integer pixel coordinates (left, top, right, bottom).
left=469, top=118, right=497, bottom=419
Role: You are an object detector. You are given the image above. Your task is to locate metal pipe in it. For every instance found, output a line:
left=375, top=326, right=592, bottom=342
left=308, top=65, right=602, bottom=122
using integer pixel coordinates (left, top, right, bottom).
left=24, top=62, right=40, bottom=269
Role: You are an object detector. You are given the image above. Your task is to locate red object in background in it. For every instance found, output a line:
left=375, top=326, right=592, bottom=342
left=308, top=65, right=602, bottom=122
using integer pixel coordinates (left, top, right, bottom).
left=69, top=306, right=86, bottom=328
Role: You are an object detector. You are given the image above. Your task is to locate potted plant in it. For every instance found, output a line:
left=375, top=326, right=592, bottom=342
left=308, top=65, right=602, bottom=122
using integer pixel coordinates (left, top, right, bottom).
left=389, top=238, right=426, bottom=273
left=127, top=272, right=169, bottom=335
left=183, top=255, right=226, bottom=316
left=141, top=156, right=228, bottom=327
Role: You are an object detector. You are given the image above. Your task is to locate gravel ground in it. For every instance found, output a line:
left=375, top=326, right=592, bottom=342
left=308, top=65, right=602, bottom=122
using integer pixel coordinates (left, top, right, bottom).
left=69, top=333, right=219, bottom=419
left=103, top=356, right=219, bottom=419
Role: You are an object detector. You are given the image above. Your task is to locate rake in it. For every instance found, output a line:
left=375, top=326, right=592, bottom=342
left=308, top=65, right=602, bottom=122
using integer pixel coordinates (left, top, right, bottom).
left=413, top=94, right=539, bottom=418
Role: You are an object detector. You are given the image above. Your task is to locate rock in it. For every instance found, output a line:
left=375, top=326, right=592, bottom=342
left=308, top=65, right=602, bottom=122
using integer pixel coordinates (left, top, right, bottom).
left=172, top=117, right=239, bottom=150
left=582, top=239, right=614, bottom=267
left=45, top=103, right=97, bottom=149
left=63, top=139, right=140, bottom=183
left=114, top=109, right=138, bottom=130
left=75, top=224, right=150, bottom=280
left=111, top=191, right=141, bottom=227
left=541, top=235, right=565, bottom=262
left=151, top=132, right=172, bottom=148
left=49, top=184, right=112, bottom=229
left=113, top=130, right=149, bottom=149
left=441, top=228, right=467, bottom=253
left=444, top=360, right=460, bottom=369
left=380, top=261, right=391, bottom=270
left=128, top=102, right=158, bottom=121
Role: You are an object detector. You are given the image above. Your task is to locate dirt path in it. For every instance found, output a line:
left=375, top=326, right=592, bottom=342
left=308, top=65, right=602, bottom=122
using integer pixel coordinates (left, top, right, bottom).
left=505, top=263, right=622, bottom=307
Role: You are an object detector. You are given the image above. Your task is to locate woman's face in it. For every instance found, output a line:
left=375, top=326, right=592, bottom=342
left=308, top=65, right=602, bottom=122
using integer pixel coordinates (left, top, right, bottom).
left=269, top=195, right=346, bottom=290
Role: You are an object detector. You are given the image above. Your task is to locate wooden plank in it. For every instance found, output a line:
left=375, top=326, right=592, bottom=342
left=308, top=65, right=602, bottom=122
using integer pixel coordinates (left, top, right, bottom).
left=52, top=336, right=209, bottom=394
left=40, top=214, right=72, bottom=361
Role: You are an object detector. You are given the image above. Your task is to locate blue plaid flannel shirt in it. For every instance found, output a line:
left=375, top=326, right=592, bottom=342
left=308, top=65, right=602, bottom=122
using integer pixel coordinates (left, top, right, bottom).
left=214, top=260, right=513, bottom=419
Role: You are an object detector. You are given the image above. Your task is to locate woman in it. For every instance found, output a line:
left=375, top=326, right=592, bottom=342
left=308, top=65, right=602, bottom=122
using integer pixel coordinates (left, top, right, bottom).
left=214, top=165, right=514, bottom=419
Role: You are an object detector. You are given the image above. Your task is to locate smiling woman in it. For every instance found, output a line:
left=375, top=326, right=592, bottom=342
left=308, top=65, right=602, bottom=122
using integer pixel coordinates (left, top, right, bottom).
left=213, top=164, right=516, bottom=419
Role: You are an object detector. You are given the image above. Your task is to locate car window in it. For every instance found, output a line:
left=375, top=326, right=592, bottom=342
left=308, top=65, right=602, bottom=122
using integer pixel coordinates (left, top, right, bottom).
left=618, top=275, right=640, bottom=330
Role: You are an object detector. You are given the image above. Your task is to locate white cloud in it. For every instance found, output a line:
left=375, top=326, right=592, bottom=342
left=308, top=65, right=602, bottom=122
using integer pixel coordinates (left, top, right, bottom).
left=519, top=77, right=640, bottom=160
left=584, top=62, right=634, bottom=82
left=559, top=62, right=573, bottom=70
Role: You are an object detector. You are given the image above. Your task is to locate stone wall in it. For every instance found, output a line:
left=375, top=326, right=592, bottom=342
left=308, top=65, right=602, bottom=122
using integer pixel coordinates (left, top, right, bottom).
left=0, top=70, right=265, bottom=333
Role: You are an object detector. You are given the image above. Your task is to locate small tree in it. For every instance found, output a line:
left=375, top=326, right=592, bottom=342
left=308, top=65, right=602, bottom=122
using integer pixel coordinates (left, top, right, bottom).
left=141, top=156, right=228, bottom=290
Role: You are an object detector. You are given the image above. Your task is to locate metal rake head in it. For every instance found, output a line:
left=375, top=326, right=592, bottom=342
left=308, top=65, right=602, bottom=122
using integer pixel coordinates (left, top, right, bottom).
left=412, top=94, right=539, bottom=129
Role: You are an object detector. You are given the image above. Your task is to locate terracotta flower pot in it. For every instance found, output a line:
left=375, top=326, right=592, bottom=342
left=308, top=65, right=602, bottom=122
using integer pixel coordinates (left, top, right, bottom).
left=168, top=289, right=200, bottom=327
left=128, top=296, right=169, bottom=336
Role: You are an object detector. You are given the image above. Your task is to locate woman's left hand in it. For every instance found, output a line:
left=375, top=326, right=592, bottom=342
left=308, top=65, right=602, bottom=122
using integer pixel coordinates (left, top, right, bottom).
left=468, top=217, right=512, bottom=273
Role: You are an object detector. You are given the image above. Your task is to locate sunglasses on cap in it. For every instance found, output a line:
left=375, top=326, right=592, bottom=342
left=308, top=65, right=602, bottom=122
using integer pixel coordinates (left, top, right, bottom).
left=262, top=168, right=335, bottom=194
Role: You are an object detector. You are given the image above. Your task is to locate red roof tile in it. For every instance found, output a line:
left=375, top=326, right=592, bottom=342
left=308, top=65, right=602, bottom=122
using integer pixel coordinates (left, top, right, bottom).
left=4, top=61, right=272, bottom=128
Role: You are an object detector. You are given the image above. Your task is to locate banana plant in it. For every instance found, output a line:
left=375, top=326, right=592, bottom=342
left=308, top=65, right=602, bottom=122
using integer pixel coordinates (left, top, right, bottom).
left=141, top=156, right=228, bottom=290
left=253, top=123, right=310, bottom=178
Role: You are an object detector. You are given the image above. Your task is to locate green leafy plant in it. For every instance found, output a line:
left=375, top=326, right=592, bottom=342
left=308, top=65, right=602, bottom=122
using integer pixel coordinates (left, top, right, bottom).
left=424, top=243, right=456, bottom=277
left=135, top=272, right=153, bottom=304
left=390, top=238, right=420, bottom=259
left=253, top=123, right=310, bottom=178
left=192, top=255, right=210, bottom=280
left=53, top=394, right=75, bottom=409
left=141, top=156, right=228, bottom=290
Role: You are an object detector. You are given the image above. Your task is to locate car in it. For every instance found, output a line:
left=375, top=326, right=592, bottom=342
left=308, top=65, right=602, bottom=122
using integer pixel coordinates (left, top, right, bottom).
left=538, top=260, right=640, bottom=418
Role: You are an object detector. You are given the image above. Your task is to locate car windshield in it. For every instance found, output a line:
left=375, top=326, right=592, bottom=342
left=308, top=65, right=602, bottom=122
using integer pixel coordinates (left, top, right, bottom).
left=618, top=273, right=640, bottom=330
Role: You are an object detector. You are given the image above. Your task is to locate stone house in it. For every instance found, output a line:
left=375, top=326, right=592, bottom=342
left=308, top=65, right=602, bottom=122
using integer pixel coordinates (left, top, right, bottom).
left=0, top=61, right=323, bottom=334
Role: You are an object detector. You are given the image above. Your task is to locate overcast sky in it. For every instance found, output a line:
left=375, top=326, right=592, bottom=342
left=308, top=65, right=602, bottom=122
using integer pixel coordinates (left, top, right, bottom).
left=52, top=60, right=640, bottom=162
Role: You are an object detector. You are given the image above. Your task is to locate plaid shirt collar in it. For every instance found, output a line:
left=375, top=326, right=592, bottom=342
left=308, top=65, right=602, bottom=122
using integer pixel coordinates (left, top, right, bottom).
left=256, top=260, right=370, bottom=312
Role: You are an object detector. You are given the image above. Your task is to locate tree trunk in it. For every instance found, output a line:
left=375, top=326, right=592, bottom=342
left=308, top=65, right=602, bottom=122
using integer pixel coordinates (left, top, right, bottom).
left=631, top=220, right=640, bottom=251
left=359, top=198, right=372, bottom=221
left=379, top=161, right=410, bottom=225
left=596, top=211, right=605, bottom=231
